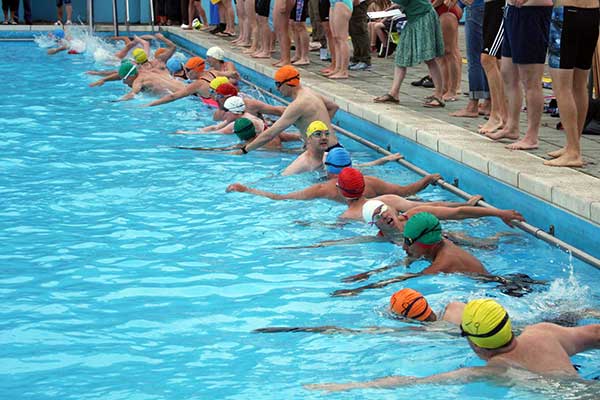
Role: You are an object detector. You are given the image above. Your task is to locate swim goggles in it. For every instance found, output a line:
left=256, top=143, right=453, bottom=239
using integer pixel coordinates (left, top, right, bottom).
left=121, top=64, right=137, bottom=81
left=275, top=74, right=299, bottom=88
left=403, top=222, right=441, bottom=246
left=324, top=158, right=351, bottom=170
left=393, top=295, right=429, bottom=320
left=370, top=204, right=389, bottom=225
left=310, top=130, right=330, bottom=138
left=460, top=312, right=510, bottom=338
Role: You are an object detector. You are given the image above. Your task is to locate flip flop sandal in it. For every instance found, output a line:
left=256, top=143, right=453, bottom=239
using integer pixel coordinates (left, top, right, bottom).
left=373, top=94, right=399, bottom=104
left=423, top=97, right=445, bottom=108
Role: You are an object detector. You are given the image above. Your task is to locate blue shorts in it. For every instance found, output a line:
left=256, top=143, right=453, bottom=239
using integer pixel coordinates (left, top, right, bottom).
left=502, top=5, right=551, bottom=64
left=330, top=0, right=352, bottom=12
left=56, top=0, right=72, bottom=6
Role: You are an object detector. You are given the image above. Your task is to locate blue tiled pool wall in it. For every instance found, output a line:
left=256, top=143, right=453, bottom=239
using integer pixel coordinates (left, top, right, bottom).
left=3, top=29, right=598, bottom=260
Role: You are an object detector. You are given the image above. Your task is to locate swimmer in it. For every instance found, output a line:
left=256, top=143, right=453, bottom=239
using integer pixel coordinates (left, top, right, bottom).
left=280, top=121, right=334, bottom=175
left=307, top=299, right=600, bottom=392
left=227, top=147, right=440, bottom=201
left=145, top=56, right=238, bottom=107
left=114, top=60, right=186, bottom=102
left=232, top=66, right=341, bottom=168
left=166, top=55, right=187, bottom=78
left=209, top=81, right=286, bottom=123
left=175, top=117, right=301, bottom=152
left=46, top=28, right=68, bottom=55
left=206, top=46, right=237, bottom=78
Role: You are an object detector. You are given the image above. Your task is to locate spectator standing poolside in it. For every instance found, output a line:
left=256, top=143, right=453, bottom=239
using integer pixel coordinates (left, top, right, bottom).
left=326, top=0, right=353, bottom=78
left=431, top=0, right=463, bottom=102
left=348, top=0, right=372, bottom=71
left=449, top=0, right=491, bottom=118
left=2, top=0, right=17, bottom=24
left=373, top=0, right=445, bottom=107
left=545, top=0, right=600, bottom=167
left=56, top=0, right=73, bottom=25
left=487, top=0, right=553, bottom=150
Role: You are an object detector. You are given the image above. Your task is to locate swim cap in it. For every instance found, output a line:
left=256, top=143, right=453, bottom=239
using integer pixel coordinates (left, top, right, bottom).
left=185, top=57, right=206, bottom=74
left=325, top=147, right=352, bottom=174
left=154, top=48, right=167, bottom=58
left=118, top=60, right=138, bottom=79
left=206, top=46, right=225, bottom=61
left=274, top=65, right=300, bottom=87
left=224, top=96, right=245, bottom=114
left=209, top=76, right=229, bottom=90
left=306, top=120, right=329, bottom=138
left=362, top=199, right=385, bottom=223
left=132, top=48, right=148, bottom=64
left=390, top=288, right=433, bottom=321
left=461, top=299, right=513, bottom=349
left=216, top=83, right=238, bottom=97
left=52, top=29, right=65, bottom=40
left=336, top=168, right=365, bottom=199
left=166, top=57, right=183, bottom=74
left=234, top=118, right=256, bottom=141
left=403, top=212, right=442, bottom=245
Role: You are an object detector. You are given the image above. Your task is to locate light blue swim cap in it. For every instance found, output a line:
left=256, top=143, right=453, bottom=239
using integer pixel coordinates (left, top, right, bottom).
left=166, top=57, right=184, bottom=74
left=325, top=147, right=352, bottom=174
left=52, top=29, right=65, bottom=39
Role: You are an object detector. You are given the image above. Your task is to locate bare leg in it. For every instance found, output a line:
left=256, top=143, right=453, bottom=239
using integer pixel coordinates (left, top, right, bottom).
left=252, top=16, right=272, bottom=58
left=389, top=66, right=407, bottom=99
left=328, top=3, right=351, bottom=79
left=194, top=0, right=209, bottom=26
left=57, top=5, right=63, bottom=22
left=544, top=68, right=585, bottom=167
left=440, top=13, right=459, bottom=102
left=273, top=0, right=292, bottom=66
left=222, top=0, right=236, bottom=35
left=65, top=4, right=72, bottom=22
left=505, top=63, right=544, bottom=150
left=320, top=20, right=336, bottom=74
left=244, top=0, right=258, bottom=52
left=292, top=22, right=311, bottom=65
left=232, top=0, right=246, bottom=44
left=290, top=21, right=301, bottom=62
left=479, top=54, right=506, bottom=133
left=487, top=56, right=521, bottom=141
left=424, top=58, right=444, bottom=100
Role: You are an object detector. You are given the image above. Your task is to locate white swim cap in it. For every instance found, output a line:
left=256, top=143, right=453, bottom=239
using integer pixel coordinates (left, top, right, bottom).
left=224, top=96, right=245, bottom=114
left=362, top=199, right=386, bottom=223
left=206, top=46, right=225, bottom=61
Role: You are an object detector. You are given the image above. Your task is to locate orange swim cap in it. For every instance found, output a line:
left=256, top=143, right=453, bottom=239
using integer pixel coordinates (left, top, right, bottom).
left=274, top=65, right=300, bottom=87
left=390, top=288, right=433, bottom=321
left=336, top=167, right=365, bottom=199
left=154, top=48, right=167, bottom=58
left=185, top=57, right=206, bottom=74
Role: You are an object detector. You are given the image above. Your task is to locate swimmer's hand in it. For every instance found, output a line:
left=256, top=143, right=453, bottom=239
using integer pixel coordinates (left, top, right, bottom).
left=499, top=210, right=525, bottom=228
left=173, top=130, right=193, bottom=134
left=467, top=195, right=483, bottom=206
left=305, top=376, right=417, bottom=392
left=426, top=173, right=442, bottom=185
left=226, top=183, right=248, bottom=193
left=89, top=80, right=104, bottom=87
left=230, top=149, right=244, bottom=155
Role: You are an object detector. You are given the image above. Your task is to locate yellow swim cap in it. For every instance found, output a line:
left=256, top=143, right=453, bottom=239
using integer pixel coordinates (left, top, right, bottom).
left=132, top=48, right=148, bottom=64
left=461, top=299, right=513, bottom=349
left=306, top=120, right=328, bottom=138
left=209, top=76, right=229, bottom=91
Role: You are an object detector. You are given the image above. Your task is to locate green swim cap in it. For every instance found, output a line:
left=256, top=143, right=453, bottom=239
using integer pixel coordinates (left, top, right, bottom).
left=119, top=60, right=138, bottom=79
left=403, top=212, right=442, bottom=245
left=234, top=118, right=256, bottom=141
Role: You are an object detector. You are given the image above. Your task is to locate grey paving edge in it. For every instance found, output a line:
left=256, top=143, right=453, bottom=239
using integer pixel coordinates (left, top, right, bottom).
left=165, top=27, right=600, bottom=226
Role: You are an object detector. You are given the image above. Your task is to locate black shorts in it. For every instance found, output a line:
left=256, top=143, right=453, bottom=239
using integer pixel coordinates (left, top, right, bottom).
left=319, top=0, right=330, bottom=22
left=548, top=6, right=600, bottom=70
left=256, top=0, right=270, bottom=18
left=482, top=0, right=504, bottom=58
left=502, top=5, right=552, bottom=64
left=290, top=0, right=308, bottom=22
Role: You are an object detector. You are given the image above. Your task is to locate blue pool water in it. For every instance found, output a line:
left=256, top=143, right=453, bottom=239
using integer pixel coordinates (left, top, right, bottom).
left=0, top=41, right=599, bottom=399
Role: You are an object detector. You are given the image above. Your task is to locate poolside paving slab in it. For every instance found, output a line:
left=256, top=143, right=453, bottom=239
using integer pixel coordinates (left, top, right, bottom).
left=161, top=26, right=600, bottom=231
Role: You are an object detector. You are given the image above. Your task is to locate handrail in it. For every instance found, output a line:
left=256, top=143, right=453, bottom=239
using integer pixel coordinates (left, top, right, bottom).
left=149, top=0, right=155, bottom=33
left=125, top=0, right=130, bottom=36
left=238, top=76, right=600, bottom=270
left=87, top=0, right=93, bottom=32
left=111, top=0, right=119, bottom=36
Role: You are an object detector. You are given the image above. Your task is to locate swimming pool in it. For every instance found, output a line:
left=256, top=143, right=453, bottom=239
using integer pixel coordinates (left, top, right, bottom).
left=0, top=39, right=599, bottom=399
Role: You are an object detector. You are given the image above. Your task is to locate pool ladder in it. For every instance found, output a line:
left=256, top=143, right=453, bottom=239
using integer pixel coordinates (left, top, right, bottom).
left=86, top=0, right=156, bottom=36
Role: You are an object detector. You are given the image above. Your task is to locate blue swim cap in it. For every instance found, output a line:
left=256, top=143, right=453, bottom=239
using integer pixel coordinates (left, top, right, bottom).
left=52, top=29, right=65, bottom=40
left=325, top=147, right=352, bottom=174
left=166, top=57, right=184, bottom=74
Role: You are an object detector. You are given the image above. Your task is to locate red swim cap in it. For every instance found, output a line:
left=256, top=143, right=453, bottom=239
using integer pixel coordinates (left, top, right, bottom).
left=216, top=83, right=238, bottom=97
left=336, top=167, right=365, bottom=198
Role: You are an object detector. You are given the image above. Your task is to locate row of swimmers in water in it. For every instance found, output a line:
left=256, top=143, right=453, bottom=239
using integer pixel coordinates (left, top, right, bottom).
left=45, top=32, right=600, bottom=391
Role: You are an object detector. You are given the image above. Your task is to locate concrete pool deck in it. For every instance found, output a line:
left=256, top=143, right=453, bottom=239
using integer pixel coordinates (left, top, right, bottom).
left=158, top=25, right=600, bottom=228
left=3, top=23, right=597, bottom=228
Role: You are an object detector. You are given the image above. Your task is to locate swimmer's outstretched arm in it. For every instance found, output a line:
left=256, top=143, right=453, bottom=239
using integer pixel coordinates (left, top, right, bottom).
left=174, top=145, right=239, bottom=151
left=355, top=153, right=404, bottom=168
left=406, top=205, right=525, bottom=228
left=115, top=79, right=144, bottom=102
left=341, top=259, right=410, bottom=283
left=154, top=33, right=177, bottom=63
left=47, top=45, right=68, bottom=55
left=331, top=273, right=423, bottom=297
left=254, top=325, right=427, bottom=335
left=279, top=132, right=303, bottom=142
left=89, top=72, right=120, bottom=87
left=226, top=182, right=334, bottom=201
left=86, top=70, right=117, bottom=76
left=145, top=83, right=197, bottom=107
left=114, top=39, right=138, bottom=59
left=276, top=235, right=387, bottom=249
left=305, top=366, right=501, bottom=392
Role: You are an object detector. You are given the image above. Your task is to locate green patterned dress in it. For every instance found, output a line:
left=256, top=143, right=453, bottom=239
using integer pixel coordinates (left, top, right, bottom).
left=392, top=0, right=445, bottom=67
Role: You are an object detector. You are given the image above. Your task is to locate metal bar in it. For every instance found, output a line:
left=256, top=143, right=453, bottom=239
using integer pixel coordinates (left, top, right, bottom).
left=238, top=76, right=600, bottom=269
left=111, top=0, right=119, bottom=36
left=149, top=0, right=155, bottom=33
left=87, top=0, right=94, bottom=32
left=125, top=0, right=130, bottom=36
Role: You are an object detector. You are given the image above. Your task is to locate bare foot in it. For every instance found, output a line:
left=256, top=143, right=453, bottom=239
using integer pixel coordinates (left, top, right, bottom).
left=450, top=108, right=479, bottom=118
left=505, top=138, right=538, bottom=150
left=328, top=72, right=349, bottom=79
left=547, top=147, right=566, bottom=158
left=239, top=42, right=252, bottom=48
left=290, top=56, right=300, bottom=63
left=478, top=118, right=504, bottom=134
left=292, top=58, right=310, bottom=66
left=467, top=195, right=484, bottom=206
left=243, top=47, right=257, bottom=54
left=543, top=152, right=584, bottom=167
left=486, top=126, right=520, bottom=141
left=252, top=52, right=270, bottom=58
left=442, top=93, right=458, bottom=102
left=273, top=60, right=291, bottom=67
left=321, top=68, right=335, bottom=76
